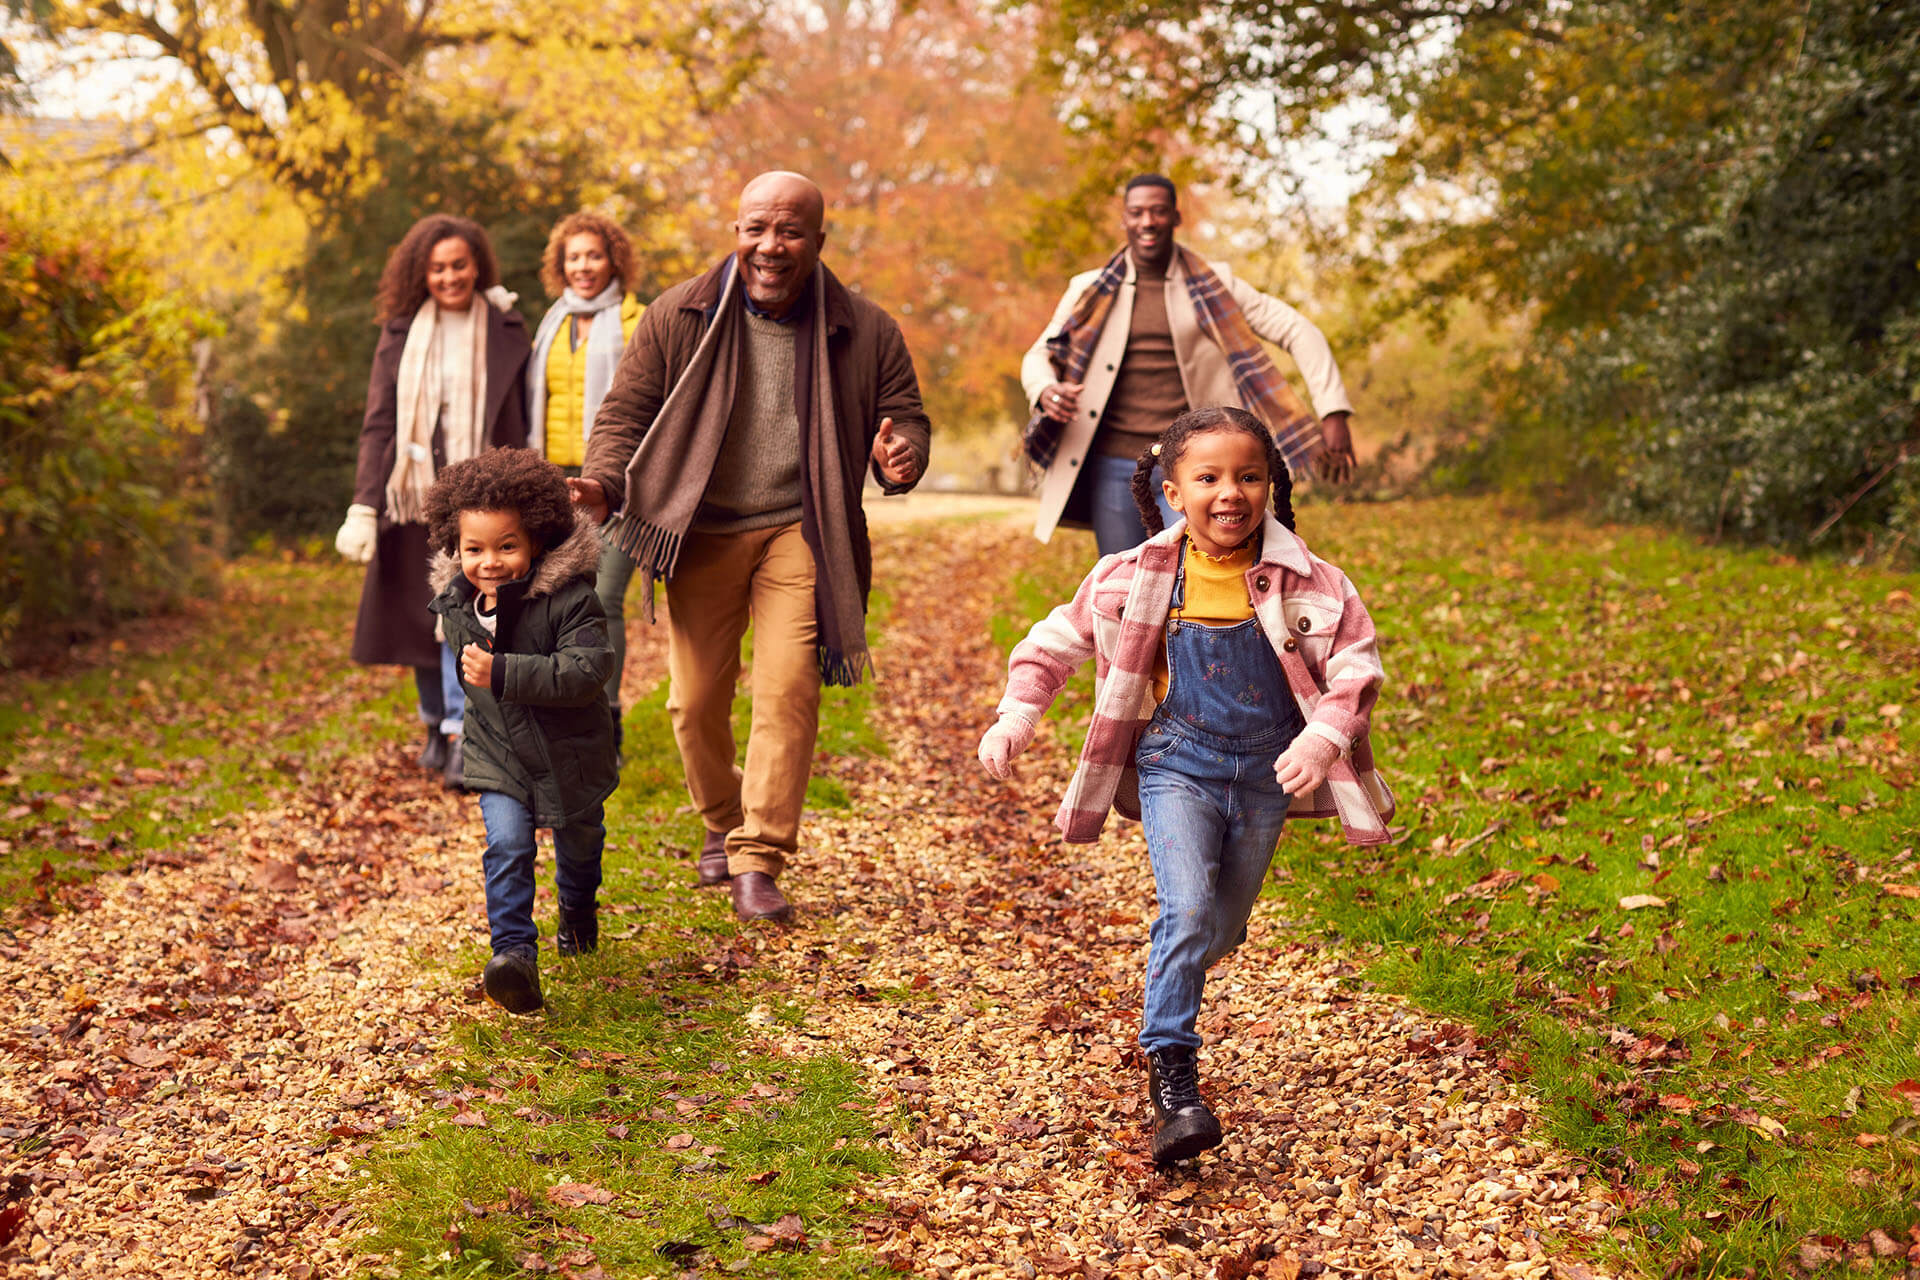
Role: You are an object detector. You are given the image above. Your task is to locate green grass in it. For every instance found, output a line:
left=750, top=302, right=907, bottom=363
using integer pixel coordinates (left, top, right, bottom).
left=0, top=558, right=412, bottom=909
left=990, top=533, right=1100, bottom=758
left=994, top=498, right=1920, bottom=1278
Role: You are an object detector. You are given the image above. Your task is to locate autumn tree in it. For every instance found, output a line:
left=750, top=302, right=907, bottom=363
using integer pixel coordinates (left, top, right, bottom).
left=28, top=0, right=760, bottom=203
left=1364, top=0, right=1920, bottom=548
left=691, top=0, right=1122, bottom=434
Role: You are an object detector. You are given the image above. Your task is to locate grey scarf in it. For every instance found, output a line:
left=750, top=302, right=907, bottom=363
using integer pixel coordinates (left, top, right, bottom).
left=526, top=280, right=626, bottom=458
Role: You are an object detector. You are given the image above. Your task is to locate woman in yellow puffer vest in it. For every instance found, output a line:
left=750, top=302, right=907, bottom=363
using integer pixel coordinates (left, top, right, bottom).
left=527, top=212, right=646, bottom=748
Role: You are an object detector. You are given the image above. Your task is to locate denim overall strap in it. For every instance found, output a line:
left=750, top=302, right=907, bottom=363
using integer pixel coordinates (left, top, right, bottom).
left=1155, top=550, right=1304, bottom=751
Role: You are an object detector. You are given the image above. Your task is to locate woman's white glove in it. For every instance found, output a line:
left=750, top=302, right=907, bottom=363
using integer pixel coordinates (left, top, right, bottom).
left=334, top=504, right=379, bottom=563
left=1274, top=733, right=1341, bottom=798
left=977, top=715, right=1036, bottom=780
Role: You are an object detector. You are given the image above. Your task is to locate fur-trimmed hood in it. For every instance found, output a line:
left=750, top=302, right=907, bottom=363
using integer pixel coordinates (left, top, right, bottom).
left=428, top=516, right=603, bottom=599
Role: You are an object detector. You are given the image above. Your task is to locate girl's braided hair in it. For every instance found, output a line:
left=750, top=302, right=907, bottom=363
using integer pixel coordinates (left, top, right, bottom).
left=1128, top=405, right=1296, bottom=537
left=424, top=448, right=577, bottom=556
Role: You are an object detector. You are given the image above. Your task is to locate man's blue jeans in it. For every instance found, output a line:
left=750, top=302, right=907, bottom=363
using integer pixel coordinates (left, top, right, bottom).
left=1135, top=723, right=1294, bottom=1050
left=1090, top=453, right=1178, bottom=557
left=477, top=792, right=604, bottom=956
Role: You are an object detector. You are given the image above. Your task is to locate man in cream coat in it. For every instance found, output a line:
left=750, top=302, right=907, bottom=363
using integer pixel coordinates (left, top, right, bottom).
left=1022, top=174, right=1356, bottom=552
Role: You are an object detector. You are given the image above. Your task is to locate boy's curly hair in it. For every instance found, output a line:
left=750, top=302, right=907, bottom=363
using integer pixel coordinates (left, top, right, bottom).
left=424, top=448, right=577, bottom=556
left=538, top=211, right=637, bottom=298
left=1129, top=405, right=1296, bottom=537
left=375, top=214, right=501, bottom=324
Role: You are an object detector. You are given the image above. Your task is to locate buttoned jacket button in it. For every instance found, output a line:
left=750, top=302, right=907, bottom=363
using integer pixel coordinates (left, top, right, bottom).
left=1297, top=616, right=1312, bottom=634
left=1283, top=637, right=1298, bottom=652
left=1254, top=575, right=1270, bottom=592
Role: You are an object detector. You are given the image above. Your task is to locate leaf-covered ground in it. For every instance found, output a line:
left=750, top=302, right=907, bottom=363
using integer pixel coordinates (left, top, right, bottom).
left=2, top=496, right=1916, bottom=1278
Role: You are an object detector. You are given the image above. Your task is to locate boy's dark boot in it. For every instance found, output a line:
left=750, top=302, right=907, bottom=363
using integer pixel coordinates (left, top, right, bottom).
left=482, top=947, right=543, bottom=1014
left=442, top=736, right=466, bottom=791
left=417, top=727, right=450, bottom=772
left=1147, top=1046, right=1223, bottom=1165
left=556, top=906, right=598, bottom=956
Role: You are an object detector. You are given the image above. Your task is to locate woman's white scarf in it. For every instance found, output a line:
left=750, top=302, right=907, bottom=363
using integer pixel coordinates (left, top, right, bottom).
left=386, top=286, right=515, bottom=524
left=526, top=280, right=626, bottom=459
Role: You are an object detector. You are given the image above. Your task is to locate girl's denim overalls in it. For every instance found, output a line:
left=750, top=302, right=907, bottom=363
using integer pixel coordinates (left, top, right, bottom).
left=1134, top=550, right=1305, bottom=1050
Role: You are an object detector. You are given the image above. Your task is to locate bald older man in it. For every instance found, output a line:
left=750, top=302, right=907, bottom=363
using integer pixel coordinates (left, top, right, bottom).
left=570, top=172, right=931, bottom=922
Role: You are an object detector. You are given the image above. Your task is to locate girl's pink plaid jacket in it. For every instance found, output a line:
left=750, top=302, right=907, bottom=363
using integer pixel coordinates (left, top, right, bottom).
left=996, top=515, right=1396, bottom=845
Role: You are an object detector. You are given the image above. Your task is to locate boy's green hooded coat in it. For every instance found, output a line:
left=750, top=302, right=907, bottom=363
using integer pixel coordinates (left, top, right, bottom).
left=428, top=520, right=618, bottom=826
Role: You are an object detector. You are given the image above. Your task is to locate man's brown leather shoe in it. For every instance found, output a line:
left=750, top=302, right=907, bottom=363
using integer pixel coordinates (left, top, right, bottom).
left=730, top=872, right=791, bottom=923
left=697, top=829, right=730, bottom=888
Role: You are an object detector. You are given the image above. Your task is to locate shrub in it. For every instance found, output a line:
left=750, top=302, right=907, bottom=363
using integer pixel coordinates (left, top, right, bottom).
left=0, top=204, right=220, bottom=663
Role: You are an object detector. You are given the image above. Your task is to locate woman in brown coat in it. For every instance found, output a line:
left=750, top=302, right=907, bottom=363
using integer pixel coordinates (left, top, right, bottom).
left=334, top=214, right=532, bottom=786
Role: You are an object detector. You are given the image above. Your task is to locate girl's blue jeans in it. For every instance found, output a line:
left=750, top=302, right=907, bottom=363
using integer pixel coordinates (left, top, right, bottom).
left=478, top=792, right=604, bottom=956
left=413, top=641, right=465, bottom=737
left=1135, top=721, right=1294, bottom=1051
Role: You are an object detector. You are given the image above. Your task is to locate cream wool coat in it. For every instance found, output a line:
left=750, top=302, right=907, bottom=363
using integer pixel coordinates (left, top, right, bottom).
left=1019, top=249, right=1354, bottom=543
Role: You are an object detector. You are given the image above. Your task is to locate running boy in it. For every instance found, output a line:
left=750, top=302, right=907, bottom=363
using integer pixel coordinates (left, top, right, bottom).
left=426, top=448, right=619, bottom=1013
left=978, top=405, right=1395, bottom=1164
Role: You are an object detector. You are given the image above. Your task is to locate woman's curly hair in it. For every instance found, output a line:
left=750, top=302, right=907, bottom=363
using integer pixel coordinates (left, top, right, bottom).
left=424, top=448, right=577, bottom=557
left=375, top=215, right=500, bottom=324
left=538, top=211, right=636, bottom=299
left=1129, top=405, right=1296, bottom=538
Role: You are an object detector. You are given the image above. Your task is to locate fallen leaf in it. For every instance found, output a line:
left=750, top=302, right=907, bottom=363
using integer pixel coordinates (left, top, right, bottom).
left=251, top=859, right=302, bottom=891
left=545, top=1182, right=615, bottom=1207
left=1618, top=894, right=1667, bottom=911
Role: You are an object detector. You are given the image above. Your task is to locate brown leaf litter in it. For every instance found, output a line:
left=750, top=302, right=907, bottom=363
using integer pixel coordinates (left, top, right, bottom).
left=1, top=517, right=1624, bottom=1278
left=753, top=523, right=1624, bottom=1280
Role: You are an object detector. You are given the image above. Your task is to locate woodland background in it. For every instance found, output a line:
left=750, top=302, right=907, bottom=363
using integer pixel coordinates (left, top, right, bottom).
left=2, top=0, right=1918, bottom=665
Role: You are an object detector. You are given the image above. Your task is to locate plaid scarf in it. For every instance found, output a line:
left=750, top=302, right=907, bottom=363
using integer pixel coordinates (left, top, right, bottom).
left=1037, top=245, right=1321, bottom=472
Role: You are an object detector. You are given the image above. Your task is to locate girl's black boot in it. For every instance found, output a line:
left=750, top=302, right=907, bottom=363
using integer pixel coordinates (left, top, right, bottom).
left=1146, top=1046, right=1223, bottom=1165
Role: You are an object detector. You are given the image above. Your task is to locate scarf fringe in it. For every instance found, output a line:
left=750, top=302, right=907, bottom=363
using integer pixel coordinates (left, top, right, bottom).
left=608, top=515, right=685, bottom=578
left=818, top=644, right=872, bottom=689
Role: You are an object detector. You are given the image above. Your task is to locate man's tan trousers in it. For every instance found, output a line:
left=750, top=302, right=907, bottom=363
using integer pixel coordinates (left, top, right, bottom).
left=664, top=522, right=820, bottom=879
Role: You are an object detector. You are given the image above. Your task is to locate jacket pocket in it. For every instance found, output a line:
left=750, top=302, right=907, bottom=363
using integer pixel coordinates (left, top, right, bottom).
left=1278, top=600, right=1341, bottom=669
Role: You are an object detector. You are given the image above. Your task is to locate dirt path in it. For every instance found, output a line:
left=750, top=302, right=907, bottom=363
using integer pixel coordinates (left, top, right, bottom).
left=0, top=520, right=1621, bottom=1279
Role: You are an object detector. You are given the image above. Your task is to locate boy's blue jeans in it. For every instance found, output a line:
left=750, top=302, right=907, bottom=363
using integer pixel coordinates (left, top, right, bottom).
left=478, top=792, right=604, bottom=956
left=1135, top=722, right=1294, bottom=1051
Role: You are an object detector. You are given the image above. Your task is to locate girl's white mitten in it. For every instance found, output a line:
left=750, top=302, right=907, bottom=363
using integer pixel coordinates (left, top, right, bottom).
left=1274, top=732, right=1341, bottom=797
left=977, top=715, right=1036, bottom=780
left=334, top=504, right=379, bottom=563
